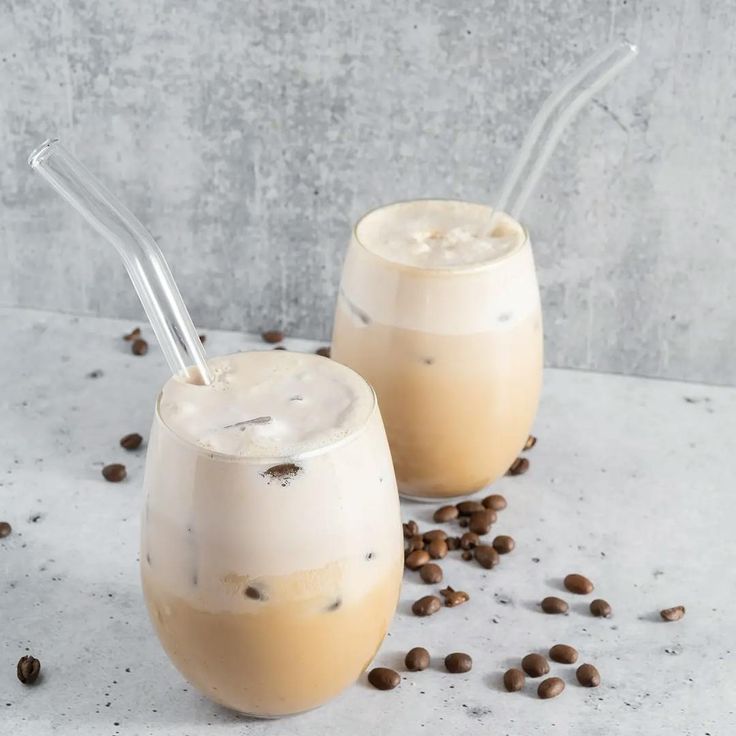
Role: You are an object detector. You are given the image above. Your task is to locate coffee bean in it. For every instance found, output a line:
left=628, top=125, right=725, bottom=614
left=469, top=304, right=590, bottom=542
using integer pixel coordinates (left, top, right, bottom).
left=315, top=346, right=331, bottom=358
left=412, top=595, right=441, bottom=617
left=460, top=532, right=480, bottom=550
left=245, top=585, right=267, bottom=601
left=521, top=653, right=550, bottom=678
left=446, top=536, right=460, bottom=551
left=405, top=647, right=430, bottom=672
left=456, top=501, right=484, bottom=516
left=507, top=457, right=529, bottom=475
left=538, top=676, right=565, bottom=699
left=524, top=435, right=537, bottom=450
left=461, top=550, right=473, bottom=561
left=403, top=520, right=419, bottom=538
left=503, top=668, right=525, bottom=692
left=564, top=573, right=594, bottom=595
left=576, top=663, right=601, bottom=687
left=433, top=505, right=459, bottom=523
left=368, top=667, right=400, bottom=690
left=427, top=538, right=448, bottom=559
left=102, top=463, right=126, bottom=482
left=468, top=509, right=496, bottom=534
left=120, top=433, right=143, bottom=450
left=474, top=545, right=499, bottom=569
left=419, top=563, right=443, bottom=584
left=590, top=599, right=612, bottom=618
left=261, top=329, right=284, bottom=344
left=444, top=652, right=472, bottom=673
left=0, top=521, right=11, bottom=538
left=549, top=644, right=578, bottom=664
left=492, top=535, right=515, bottom=554
left=423, top=529, right=448, bottom=543
left=440, top=586, right=469, bottom=607
left=660, top=605, right=686, bottom=622
left=406, top=534, right=425, bottom=553
left=123, top=327, right=141, bottom=341
left=17, top=655, right=41, bottom=685
left=405, top=550, right=430, bottom=571
left=131, top=338, right=148, bottom=356
left=541, top=596, right=569, bottom=614
left=482, top=494, right=507, bottom=511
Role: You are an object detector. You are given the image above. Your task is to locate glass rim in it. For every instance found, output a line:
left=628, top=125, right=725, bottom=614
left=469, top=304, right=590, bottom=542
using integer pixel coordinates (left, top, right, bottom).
left=352, top=197, right=531, bottom=276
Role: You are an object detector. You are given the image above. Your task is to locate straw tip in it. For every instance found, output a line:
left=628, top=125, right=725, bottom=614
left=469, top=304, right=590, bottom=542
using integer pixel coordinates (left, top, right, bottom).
left=28, top=138, right=60, bottom=169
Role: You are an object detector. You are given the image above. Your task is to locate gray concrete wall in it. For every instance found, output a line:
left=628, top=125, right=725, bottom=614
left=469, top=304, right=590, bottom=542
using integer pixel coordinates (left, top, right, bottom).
left=1, top=0, right=733, bottom=385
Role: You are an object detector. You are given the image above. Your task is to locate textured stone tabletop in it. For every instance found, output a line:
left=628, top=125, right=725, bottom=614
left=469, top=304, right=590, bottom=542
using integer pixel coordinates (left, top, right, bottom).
left=1, top=307, right=734, bottom=735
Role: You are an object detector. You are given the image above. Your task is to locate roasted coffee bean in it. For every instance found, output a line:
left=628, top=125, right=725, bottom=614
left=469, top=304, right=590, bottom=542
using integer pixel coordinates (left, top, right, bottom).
left=131, top=338, right=148, bottom=356
left=492, top=535, right=515, bottom=554
left=120, top=433, right=143, bottom=450
left=590, top=599, right=612, bottom=618
left=564, top=573, right=594, bottom=595
left=468, top=509, right=496, bottom=535
left=549, top=644, right=578, bottom=664
left=419, top=563, right=443, bottom=584
left=482, top=494, right=507, bottom=511
left=102, top=463, right=126, bottom=482
left=524, top=435, right=537, bottom=450
left=405, top=550, right=430, bottom=570
left=538, top=676, right=565, bottom=699
left=521, top=653, right=550, bottom=678
left=460, top=532, right=480, bottom=550
left=423, top=529, right=448, bottom=543
left=474, top=545, right=499, bottom=569
left=368, top=667, right=400, bottom=690
left=123, top=327, right=141, bottom=341
left=444, top=652, right=472, bottom=673
left=427, top=538, right=448, bottom=559
left=315, top=346, right=331, bottom=358
left=406, top=534, right=425, bottom=553
left=0, top=521, right=11, bottom=538
left=503, top=668, right=525, bottom=692
left=403, top=520, right=419, bottom=538
left=440, top=586, right=469, bottom=607
left=458, top=517, right=469, bottom=528
left=405, top=647, right=430, bottom=672
left=261, top=329, right=284, bottom=344
left=576, top=663, right=601, bottom=687
left=412, top=595, right=441, bottom=617
left=16, top=655, right=41, bottom=685
left=660, top=605, right=686, bottom=622
left=456, top=500, right=484, bottom=516
left=433, top=505, right=459, bottom=523
left=446, top=536, right=460, bottom=551
left=541, top=596, right=569, bottom=614
left=461, top=550, right=473, bottom=561
left=507, top=457, right=529, bottom=475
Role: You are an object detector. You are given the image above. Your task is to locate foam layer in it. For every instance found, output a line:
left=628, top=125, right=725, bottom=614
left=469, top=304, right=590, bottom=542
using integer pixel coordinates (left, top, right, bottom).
left=158, top=351, right=374, bottom=458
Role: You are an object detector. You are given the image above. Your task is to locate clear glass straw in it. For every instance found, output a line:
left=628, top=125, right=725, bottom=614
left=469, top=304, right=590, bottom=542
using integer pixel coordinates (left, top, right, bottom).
left=495, top=40, right=638, bottom=220
left=28, top=139, right=212, bottom=385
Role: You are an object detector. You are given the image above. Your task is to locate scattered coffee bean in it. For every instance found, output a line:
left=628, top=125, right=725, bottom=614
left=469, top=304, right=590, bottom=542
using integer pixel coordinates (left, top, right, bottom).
left=405, top=550, right=430, bottom=571
left=456, top=501, right=484, bottom=516
left=405, top=647, right=430, bottom=672
left=538, top=676, right=565, bottom=699
left=507, top=457, right=529, bottom=475
left=458, top=517, right=469, bottom=528
left=315, top=346, right=331, bottom=358
left=474, top=545, right=499, bottom=569
left=423, top=529, right=448, bottom=543
left=461, top=550, right=473, bottom=561
left=131, top=338, right=148, bottom=356
left=590, top=599, right=612, bottom=618
left=406, top=534, right=425, bottom=553
left=444, top=652, right=472, bottom=673
left=460, top=532, right=480, bottom=550
left=427, top=538, right=448, bottom=559
left=503, top=668, right=525, bottom=692
left=123, top=327, right=141, bottom=341
left=549, top=644, right=578, bottom=664
left=468, top=509, right=496, bottom=534
left=482, top=494, right=507, bottom=511
left=419, top=563, right=443, bottom=584
left=412, top=595, right=441, bottom=617
left=524, top=435, right=537, bottom=450
left=446, top=536, right=460, bottom=551
left=403, top=520, right=419, bottom=538
left=199, top=334, right=206, bottom=344
left=368, top=667, right=400, bottom=690
left=660, top=605, right=686, bottom=622
left=493, top=535, right=515, bottom=554
left=102, top=463, right=126, bottom=482
left=576, top=663, right=601, bottom=687
left=521, top=653, right=550, bottom=678
left=434, top=505, right=459, bottom=523
left=261, top=329, right=284, bottom=344
left=541, top=596, right=569, bottom=614
left=564, top=573, right=594, bottom=595
left=440, top=586, right=469, bottom=607
left=120, top=433, right=143, bottom=450
left=17, top=655, right=41, bottom=685
left=0, top=521, right=11, bottom=538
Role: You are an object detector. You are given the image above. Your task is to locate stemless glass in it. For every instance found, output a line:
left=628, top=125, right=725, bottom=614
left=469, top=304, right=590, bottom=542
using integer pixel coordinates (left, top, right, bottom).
left=331, top=199, right=543, bottom=500
left=140, top=353, right=403, bottom=717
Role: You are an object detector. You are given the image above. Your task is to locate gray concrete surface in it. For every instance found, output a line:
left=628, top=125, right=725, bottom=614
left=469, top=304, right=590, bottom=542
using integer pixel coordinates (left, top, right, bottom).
left=1, top=1, right=734, bottom=384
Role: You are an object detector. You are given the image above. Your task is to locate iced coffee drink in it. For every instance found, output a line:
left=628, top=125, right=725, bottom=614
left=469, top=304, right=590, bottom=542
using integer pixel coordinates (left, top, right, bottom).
left=331, top=199, right=543, bottom=499
left=140, top=351, right=403, bottom=717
